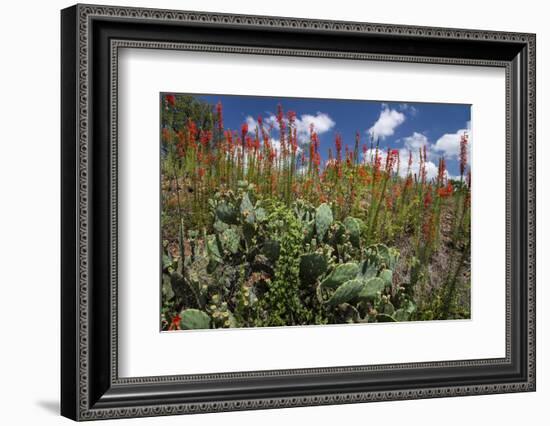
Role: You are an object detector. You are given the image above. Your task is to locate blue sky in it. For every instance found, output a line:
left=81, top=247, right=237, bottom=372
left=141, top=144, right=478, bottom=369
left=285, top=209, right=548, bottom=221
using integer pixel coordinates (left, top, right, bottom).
left=192, top=94, right=471, bottom=179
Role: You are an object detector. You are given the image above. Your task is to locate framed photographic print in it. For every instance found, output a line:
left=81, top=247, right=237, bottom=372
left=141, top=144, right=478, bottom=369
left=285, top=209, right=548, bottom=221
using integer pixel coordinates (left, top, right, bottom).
left=61, top=4, right=536, bottom=421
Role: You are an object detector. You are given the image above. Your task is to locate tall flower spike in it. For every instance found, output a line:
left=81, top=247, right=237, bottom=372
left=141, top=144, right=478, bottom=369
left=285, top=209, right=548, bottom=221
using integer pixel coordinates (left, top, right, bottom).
left=460, top=132, right=469, bottom=179
left=216, top=101, right=223, bottom=131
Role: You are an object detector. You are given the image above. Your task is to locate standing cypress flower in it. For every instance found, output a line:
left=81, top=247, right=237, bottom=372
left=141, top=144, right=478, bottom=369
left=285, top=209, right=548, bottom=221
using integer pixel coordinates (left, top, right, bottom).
left=165, top=94, right=176, bottom=107
left=287, top=110, right=297, bottom=125
left=354, top=131, right=360, bottom=165
left=335, top=133, right=342, bottom=163
left=460, top=132, right=469, bottom=179
left=437, top=157, right=446, bottom=187
left=216, top=101, right=223, bottom=132
left=385, top=148, right=398, bottom=174
left=420, top=145, right=427, bottom=185
left=373, top=145, right=381, bottom=181
left=395, top=149, right=401, bottom=177
left=241, top=122, right=249, bottom=142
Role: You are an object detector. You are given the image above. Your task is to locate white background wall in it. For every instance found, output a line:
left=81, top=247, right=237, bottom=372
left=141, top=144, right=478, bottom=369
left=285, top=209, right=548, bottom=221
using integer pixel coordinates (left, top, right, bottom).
left=0, top=0, right=546, bottom=424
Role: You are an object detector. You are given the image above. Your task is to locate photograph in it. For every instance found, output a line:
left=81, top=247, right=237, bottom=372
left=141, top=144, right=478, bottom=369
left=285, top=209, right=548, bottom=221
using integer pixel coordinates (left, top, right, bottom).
left=57, top=3, right=536, bottom=421
left=160, top=93, right=472, bottom=330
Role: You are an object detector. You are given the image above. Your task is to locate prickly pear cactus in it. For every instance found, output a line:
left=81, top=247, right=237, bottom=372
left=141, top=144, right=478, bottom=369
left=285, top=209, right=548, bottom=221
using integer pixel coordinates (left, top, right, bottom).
left=299, top=252, right=328, bottom=285
left=375, top=313, right=396, bottom=322
left=315, top=203, right=333, bottom=241
left=320, top=262, right=359, bottom=289
left=379, top=269, right=393, bottom=288
left=393, top=309, right=409, bottom=321
left=215, top=201, right=238, bottom=225
left=344, top=217, right=361, bottom=247
left=327, top=278, right=365, bottom=307
left=240, top=193, right=255, bottom=224
left=179, top=309, right=211, bottom=329
left=358, top=277, right=386, bottom=300
left=220, top=227, right=240, bottom=254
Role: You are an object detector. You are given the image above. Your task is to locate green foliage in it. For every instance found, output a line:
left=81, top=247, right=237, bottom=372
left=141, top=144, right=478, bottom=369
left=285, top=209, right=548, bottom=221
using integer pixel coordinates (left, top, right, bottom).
left=358, top=277, right=386, bottom=300
left=320, top=262, right=359, bottom=289
left=179, top=309, right=211, bottom=330
left=327, top=278, right=365, bottom=307
left=299, top=253, right=328, bottom=286
left=315, top=203, right=333, bottom=241
left=343, top=217, right=362, bottom=247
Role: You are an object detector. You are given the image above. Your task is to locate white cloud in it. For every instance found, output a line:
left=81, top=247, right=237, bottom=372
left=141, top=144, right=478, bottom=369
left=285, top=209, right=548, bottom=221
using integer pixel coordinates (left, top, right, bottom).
left=401, top=132, right=428, bottom=151
left=295, top=113, right=335, bottom=140
left=245, top=116, right=257, bottom=133
left=433, top=127, right=471, bottom=165
left=368, top=107, right=405, bottom=140
left=398, top=103, right=418, bottom=116
left=247, top=112, right=335, bottom=145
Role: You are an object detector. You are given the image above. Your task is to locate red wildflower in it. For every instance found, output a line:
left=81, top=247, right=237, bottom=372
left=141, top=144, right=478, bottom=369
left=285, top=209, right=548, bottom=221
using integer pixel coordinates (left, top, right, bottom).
left=165, top=94, right=176, bottom=107
left=291, top=128, right=298, bottom=154
left=187, top=119, right=198, bottom=146
left=437, top=181, right=453, bottom=198
left=168, top=314, right=181, bottom=331
left=335, top=133, right=342, bottom=163
left=287, top=110, right=297, bottom=125
left=241, top=122, right=249, bottom=140
left=277, top=104, right=284, bottom=124
left=404, top=175, right=413, bottom=190
left=245, top=135, right=253, bottom=151
left=216, top=101, right=223, bottom=131
left=423, top=213, right=434, bottom=243
left=161, top=127, right=171, bottom=143
left=199, top=130, right=212, bottom=148
left=460, top=132, right=468, bottom=178
left=424, top=189, right=433, bottom=209
left=374, top=149, right=382, bottom=181
left=437, top=157, right=446, bottom=187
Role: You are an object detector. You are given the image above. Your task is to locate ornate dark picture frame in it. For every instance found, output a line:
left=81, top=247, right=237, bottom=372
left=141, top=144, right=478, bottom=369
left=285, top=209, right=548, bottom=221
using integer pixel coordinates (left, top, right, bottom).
left=61, top=4, right=536, bottom=421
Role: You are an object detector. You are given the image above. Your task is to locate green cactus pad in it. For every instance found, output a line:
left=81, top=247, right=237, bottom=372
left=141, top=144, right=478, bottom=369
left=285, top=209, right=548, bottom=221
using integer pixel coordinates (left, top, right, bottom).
left=320, top=262, right=359, bottom=289
left=381, top=301, right=395, bottom=315
left=240, top=193, right=255, bottom=223
left=206, top=235, right=223, bottom=263
left=220, top=227, right=240, bottom=254
left=299, top=253, right=328, bottom=285
left=179, top=309, right=211, bottom=330
left=215, top=202, right=239, bottom=225
left=327, top=278, right=365, bottom=307
left=393, top=309, right=409, bottom=322
left=315, top=203, right=333, bottom=241
left=376, top=313, right=397, bottom=322
left=379, top=269, right=393, bottom=288
left=358, top=258, right=378, bottom=280
left=358, top=277, right=386, bottom=300
left=331, top=221, right=346, bottom=245
left=343, top=217, right=361, bottom=247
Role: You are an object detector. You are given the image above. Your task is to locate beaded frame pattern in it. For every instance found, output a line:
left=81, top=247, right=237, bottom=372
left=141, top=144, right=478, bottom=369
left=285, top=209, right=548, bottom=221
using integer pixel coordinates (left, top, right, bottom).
left=74, top=4, right=535, bottom=420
